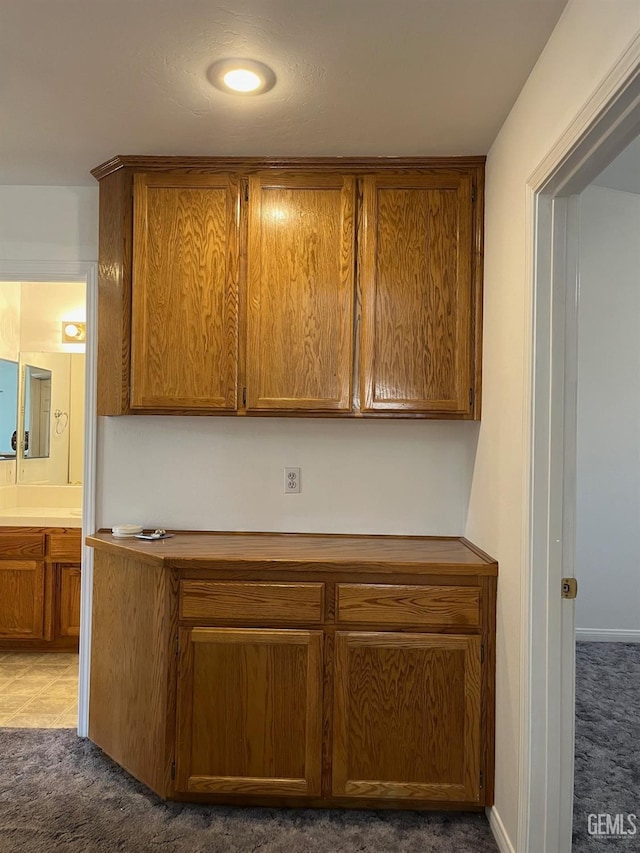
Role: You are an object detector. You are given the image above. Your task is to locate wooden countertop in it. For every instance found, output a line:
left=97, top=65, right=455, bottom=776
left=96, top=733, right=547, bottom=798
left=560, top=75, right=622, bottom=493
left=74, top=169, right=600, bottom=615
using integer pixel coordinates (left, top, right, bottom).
left=86, top=531, right=497, bottom=576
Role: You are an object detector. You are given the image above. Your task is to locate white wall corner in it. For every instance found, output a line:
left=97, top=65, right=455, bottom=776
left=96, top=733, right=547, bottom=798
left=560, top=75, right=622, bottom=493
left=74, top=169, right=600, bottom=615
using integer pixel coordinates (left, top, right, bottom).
left=487, top=806, right=516, bottom=853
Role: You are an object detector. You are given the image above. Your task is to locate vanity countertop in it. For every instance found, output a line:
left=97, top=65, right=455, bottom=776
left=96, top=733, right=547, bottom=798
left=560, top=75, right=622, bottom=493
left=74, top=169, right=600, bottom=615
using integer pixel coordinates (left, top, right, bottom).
left=0, top=507, right=82, bottom=528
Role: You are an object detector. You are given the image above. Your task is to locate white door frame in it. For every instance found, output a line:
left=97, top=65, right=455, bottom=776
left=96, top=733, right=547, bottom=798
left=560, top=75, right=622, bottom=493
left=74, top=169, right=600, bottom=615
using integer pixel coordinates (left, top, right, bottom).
left=0, top=260, right=97, bottom=738
left=523, top=35, right=640, bottom=853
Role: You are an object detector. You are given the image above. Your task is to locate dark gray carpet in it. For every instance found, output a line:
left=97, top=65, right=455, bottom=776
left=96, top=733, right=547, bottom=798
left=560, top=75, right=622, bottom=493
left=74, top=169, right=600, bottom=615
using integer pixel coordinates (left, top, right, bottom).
left=0, top=728, right=497, bottom=852
left=573, top=642, right=640, bottom=850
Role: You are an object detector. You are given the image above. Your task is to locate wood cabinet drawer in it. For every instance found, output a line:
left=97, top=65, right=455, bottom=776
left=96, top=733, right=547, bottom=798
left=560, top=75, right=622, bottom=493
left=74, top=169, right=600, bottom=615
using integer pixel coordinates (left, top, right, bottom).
left=336, top=584, right=481, bottom=628
left=0, top=532, right=45, bottom=558
left=48, top=533, right=82, bottom=562
left=180, top=581, right=324, bottom=624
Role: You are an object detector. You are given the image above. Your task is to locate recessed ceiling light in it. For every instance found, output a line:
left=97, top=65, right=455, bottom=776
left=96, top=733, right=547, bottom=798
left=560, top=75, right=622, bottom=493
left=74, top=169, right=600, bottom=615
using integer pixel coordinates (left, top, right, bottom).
left=207, top=59, right=276, bottom=96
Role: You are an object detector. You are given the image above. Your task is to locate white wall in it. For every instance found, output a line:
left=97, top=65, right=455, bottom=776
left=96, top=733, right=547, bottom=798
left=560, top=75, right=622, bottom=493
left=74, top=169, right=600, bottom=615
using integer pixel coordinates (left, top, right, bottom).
left=20, top=281, right=86, bottom=353
left=0, top=186, right=97, bottom=261
left=69, top=354, right=85, bottom=485
left=465, top=1, right=640, bottom=846
left=0, top=281, right=20, bottom=360
left=575, top=185, right=640, bottom=639
left=98, top=417, right=479, bottom=534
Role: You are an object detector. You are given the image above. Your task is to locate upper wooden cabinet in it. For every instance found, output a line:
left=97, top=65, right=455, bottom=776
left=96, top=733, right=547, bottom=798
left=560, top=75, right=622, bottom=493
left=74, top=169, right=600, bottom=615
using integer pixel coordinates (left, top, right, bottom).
left=131, top=173, right=240, bottom=411
left=92, top=156, right=484, bottom=419
left=246, top=173, right=355, bottom=411
left=359, top=172, right=474, bottom=414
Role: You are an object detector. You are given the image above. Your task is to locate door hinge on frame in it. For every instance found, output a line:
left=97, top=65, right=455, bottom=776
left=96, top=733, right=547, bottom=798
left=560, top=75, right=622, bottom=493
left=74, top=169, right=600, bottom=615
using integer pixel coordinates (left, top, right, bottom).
left=469, top=387, right=474, bottom=408
left=480, top=769, right=484, bottom=789
left=170, top=761, right=176, bottom=780
left=244, top=185, right=249, bottom=202
left=174, top=633, right=179, bottom=656
left=242, top=387, right=247, bottom=406
left=481, top=642, right=485, bottom=664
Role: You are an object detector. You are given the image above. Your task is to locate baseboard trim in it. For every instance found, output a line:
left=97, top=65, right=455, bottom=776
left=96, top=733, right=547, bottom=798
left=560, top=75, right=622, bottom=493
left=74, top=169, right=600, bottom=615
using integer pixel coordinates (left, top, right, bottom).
left=486, top=805, right=516, bottom=853
left=577, top=628, right=640, bottom=643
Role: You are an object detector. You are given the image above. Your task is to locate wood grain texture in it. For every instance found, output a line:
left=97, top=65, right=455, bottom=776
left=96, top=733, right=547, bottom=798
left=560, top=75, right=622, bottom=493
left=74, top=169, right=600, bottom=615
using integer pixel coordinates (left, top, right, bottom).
left=176, top=627, right=323, bottom=796
left=332, top=631, right=481, bottom=802
left=246, top=173, right=355, bottom=411
left=471, top=166, right=484, bottom=419
left=131, top=173, right=240, bottom=410
left=87, top=533, right=496, bottom=810
left=97, top=168, right=132, bottom=416
left=0, top=530, right=45, bottom=558
left=0, top=560, right=45, bottom=638
left=92, top=156, right=487, bottom=182
left=86, top=531, right=497, bottom=576
left=58, top=564, right=81, bottom=637
left=336, top=584, right=481, bottom=627
left=481, top=576, right=497, bottom=805
left=48, top=531, right=82, bottom=561
left=360, top=171, right=473, bottom=414
left=0, top=527, right=82, bottom=649
left=89, top=551, right=175, bottom=797
left=180, top=581, right=324, bottom=624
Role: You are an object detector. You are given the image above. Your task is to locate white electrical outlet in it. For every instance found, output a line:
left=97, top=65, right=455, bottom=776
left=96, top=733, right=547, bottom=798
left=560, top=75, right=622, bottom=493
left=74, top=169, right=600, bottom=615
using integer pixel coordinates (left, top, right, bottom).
left=284, top=467, right=301, bottom=494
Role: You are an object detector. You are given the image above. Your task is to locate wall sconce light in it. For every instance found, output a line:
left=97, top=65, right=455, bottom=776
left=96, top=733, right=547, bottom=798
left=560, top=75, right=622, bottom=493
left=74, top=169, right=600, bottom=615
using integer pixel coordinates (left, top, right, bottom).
left=61, top=321, right=86, bottom=343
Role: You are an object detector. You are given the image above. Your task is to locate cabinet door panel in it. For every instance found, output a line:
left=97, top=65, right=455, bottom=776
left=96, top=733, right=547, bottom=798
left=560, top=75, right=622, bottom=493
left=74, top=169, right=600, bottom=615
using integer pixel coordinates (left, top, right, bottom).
left=360, top=172, right=473, bottom=414
left=0, top=560, right=45, bottom=638
left=333, top=631, right=481, bottom=802
left=58, top=564, right=81, bottom=637
left=176, top=627, right=323, bottom=796
left=246, top=173, right=355, bottom=411
left=131, top=173, right=240, bottom=410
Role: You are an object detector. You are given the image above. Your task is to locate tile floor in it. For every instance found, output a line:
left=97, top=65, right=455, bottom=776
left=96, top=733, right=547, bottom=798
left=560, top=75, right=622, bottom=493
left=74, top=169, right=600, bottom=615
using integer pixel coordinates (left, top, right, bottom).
left=0, top=652, right=78, bottom=728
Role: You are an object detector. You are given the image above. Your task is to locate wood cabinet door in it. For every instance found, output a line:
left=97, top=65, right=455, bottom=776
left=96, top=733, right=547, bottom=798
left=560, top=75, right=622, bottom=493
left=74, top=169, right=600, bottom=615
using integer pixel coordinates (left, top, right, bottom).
left=58, top=564, right=81, bottom=637
left=246, top=173, right=355, bottom=411
left=359, top=171, right=475, bottom=414
left=176, top=627, right=323, bottom=796
left=131, top=173, right=240, bottom=410
left=0, top=560, right=46, bottom=638
left=333, top=631, right=482, bottom=802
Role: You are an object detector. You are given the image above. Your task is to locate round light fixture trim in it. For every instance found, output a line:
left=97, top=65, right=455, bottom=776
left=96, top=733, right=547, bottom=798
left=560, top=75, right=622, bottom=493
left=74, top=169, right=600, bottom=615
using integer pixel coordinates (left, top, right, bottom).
left=207, top=59, right=276, bottom=95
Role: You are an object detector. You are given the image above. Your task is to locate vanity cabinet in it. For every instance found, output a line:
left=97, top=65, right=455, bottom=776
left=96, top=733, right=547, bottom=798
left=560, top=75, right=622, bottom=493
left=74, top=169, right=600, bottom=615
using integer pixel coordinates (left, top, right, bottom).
left=87, top=531, right=496, bottom=810
left=93, top=156, right=483, bottom=419
left=0, top=527, right=81, bottom=650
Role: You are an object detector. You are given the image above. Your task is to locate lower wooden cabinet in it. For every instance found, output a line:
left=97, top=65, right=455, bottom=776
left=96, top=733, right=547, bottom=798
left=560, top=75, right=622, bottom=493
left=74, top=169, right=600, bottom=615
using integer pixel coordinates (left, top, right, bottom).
left=332, top=631, right=481, bottom=802
left=0, top=527, right=81, bottom=649
left=87, top=533, right=497, bottom=810
left=176, top=627, right=323, bottom=796
left=0, top=560, right=46, bottom=639
left=58, top=564, right=82, bottom=637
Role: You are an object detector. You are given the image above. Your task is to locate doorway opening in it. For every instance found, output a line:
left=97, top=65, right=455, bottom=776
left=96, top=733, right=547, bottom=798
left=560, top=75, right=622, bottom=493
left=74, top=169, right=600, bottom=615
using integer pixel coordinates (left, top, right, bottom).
left=525, top=48, right=640, bottom=853
left=0, top=262, right=97, bottom=738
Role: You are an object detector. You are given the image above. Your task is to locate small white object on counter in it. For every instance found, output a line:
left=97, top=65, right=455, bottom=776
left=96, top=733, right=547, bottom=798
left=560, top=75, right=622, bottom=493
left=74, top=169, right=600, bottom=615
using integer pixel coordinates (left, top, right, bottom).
left=112, top=524, right=143, bottom=538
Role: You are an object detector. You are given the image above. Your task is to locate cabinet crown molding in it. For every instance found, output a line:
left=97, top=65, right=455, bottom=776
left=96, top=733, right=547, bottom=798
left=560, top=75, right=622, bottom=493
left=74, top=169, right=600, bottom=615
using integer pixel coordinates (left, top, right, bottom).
left=91, top=155, right=487, bottom=182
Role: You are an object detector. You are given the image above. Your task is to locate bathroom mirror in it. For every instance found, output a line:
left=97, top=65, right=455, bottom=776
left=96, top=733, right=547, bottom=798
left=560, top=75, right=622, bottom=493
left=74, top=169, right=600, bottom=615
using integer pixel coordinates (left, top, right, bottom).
left=22, top=364, right=52, bottom=459
left=17, top=352, right=84, bottom=485
left=0, top=358, right=19, bottom=458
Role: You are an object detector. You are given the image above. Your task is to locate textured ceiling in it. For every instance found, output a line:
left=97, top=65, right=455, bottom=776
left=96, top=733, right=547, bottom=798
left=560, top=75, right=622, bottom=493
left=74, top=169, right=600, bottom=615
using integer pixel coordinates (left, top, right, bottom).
left=1, top=0, right=568, bottom=186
